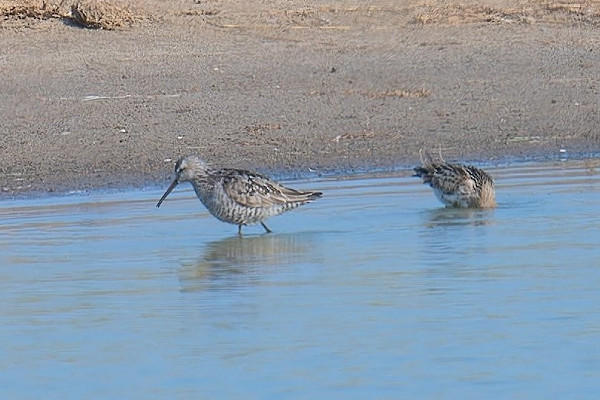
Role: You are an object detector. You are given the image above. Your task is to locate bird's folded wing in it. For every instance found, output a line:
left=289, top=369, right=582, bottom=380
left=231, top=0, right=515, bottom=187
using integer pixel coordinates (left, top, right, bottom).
left=432, top=164, right=471, bottom=195
left=221, top=170, right=291, bottom=208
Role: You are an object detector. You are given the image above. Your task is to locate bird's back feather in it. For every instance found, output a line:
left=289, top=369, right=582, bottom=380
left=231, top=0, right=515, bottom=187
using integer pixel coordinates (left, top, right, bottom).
left=219, top=169, right=321, bottom=209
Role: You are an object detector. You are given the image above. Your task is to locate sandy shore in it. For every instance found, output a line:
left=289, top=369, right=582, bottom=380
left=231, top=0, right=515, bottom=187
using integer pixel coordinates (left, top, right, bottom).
left=1, top=0, right=599, bottom=196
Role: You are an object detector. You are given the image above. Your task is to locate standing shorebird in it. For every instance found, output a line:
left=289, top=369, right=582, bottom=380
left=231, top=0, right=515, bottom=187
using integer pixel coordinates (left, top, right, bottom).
left=156, top=155, right=323, bottom=235
left=413, top=149, right=496, bottom=208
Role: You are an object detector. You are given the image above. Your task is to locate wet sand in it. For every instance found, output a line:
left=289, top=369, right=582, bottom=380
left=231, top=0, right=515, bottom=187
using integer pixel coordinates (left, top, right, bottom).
left=1, top=0, right=600, bottom=196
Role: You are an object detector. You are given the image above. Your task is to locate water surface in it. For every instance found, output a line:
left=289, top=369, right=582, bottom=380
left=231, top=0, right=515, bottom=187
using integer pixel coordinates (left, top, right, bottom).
left=1, top=161, right=600, bottom=399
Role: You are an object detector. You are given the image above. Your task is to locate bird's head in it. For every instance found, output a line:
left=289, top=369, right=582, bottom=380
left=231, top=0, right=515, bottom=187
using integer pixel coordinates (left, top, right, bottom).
left=173, top=155, right=209, bottom=183
left=156, top=155, right=210, bottom=208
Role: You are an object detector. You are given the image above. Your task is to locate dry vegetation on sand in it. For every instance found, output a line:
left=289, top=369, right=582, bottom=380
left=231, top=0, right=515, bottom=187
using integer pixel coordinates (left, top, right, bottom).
left=3, top=1, right=600, bottom=29
left=0, top=0, right=144, bottom=29
left=412, top=1, right=600, bottom=25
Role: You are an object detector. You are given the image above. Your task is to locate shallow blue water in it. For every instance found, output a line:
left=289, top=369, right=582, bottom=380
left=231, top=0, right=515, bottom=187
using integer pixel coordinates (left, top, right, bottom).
left=1, top=160, right=600, bottom=399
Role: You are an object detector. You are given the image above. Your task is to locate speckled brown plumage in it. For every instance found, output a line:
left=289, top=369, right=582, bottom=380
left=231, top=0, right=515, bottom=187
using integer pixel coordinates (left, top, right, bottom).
left=157, top=155, right=322, bottom=235
left=414, top=150, right=496, bottom=209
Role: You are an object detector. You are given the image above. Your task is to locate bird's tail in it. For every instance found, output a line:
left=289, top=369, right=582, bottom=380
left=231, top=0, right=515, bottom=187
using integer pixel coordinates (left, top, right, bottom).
left=307, top=191, right=323, bottom=201
left=281, top=188, right=323, bottom=204
left=280, top=190, right=322, bottom=212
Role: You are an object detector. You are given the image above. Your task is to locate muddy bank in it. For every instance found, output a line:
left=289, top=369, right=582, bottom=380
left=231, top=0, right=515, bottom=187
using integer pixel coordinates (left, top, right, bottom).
left=1, top=0, right=600, bottom=196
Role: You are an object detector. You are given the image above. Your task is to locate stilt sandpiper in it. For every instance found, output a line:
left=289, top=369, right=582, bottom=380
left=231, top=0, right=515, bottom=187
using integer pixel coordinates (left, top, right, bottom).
left=413, top=149, right=496, bottom=208
left=157, top=155, right=323, bottom=235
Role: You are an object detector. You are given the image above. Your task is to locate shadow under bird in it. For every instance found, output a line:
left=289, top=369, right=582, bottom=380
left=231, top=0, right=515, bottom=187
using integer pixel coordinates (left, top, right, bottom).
left=156, top=155, right=323, bottom=235
left=413, top=149, right=496, bottom=208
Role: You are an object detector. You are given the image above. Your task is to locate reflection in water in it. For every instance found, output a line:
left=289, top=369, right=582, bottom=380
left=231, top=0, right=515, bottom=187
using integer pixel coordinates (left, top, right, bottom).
left=179, top=233, right=318, bottom=291
left=424, top=207, right=496, bottom=228
left=418, top=207, right=497, bottom=272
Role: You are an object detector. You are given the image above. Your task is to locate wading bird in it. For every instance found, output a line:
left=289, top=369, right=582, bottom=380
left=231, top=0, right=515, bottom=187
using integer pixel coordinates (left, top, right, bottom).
left=157, top=155, right=322, bottom=235
left=413, top=149, right=496, bottom=208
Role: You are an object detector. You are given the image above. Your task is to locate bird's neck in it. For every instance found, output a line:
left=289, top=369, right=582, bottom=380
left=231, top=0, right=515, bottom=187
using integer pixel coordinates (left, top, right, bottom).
left=189, top=174, right=215, bottom=202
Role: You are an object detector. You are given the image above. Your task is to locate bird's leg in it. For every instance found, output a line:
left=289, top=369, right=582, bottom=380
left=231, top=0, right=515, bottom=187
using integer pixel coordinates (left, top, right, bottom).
left=238, top=225, right=243, bottom=237
left=261, top=222, right=273, bottom=234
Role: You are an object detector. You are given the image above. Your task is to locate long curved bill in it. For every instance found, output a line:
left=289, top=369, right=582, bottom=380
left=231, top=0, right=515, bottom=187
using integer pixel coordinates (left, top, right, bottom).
left=156, top=179, right=179, bottom=208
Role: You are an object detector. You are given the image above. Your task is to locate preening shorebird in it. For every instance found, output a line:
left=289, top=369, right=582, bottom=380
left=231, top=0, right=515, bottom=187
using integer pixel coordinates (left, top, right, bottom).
left=157, top=155, right=323, bottom=235
left=413, top=149, right=496, bottom=209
